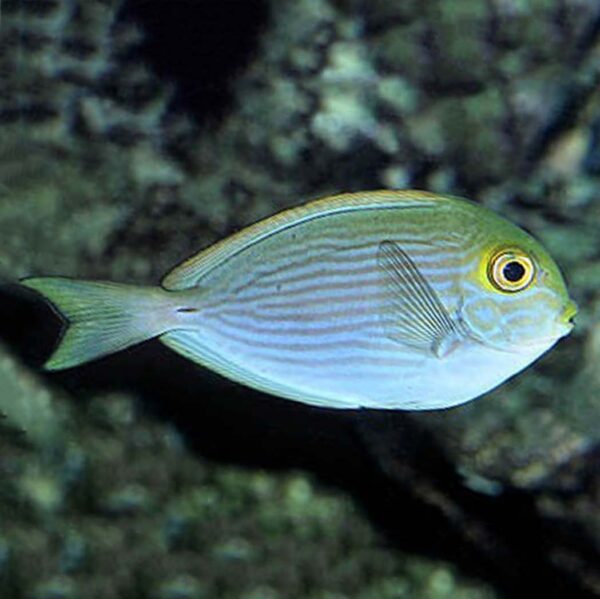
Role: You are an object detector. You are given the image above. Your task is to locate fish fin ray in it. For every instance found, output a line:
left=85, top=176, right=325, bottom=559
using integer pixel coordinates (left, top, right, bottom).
left=22, top=277, right=173, bottom=370
left=377, top=240, right=462, bottom=357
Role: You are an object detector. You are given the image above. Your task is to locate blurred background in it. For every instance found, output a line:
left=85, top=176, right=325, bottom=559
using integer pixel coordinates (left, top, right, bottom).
left=0, top=1, right=599, bottom=597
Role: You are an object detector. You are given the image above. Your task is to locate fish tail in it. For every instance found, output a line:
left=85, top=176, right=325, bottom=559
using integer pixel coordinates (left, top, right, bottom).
left=21, top=277, right=181, bottom=370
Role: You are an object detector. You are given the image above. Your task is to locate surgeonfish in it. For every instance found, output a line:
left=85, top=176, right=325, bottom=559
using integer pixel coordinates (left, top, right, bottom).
left=22, top=190, right=576, bottom=410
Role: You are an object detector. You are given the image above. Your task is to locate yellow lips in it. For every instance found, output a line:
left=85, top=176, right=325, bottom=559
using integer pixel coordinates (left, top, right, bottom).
left=560, top=299, right=578, bottom=326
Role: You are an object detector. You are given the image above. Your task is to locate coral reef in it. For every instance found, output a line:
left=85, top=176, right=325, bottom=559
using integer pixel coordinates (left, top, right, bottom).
left=0, top=0, right=599, bottom=597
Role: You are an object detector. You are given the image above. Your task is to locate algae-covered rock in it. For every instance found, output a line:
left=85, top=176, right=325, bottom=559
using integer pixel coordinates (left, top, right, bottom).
left=0, top=342, right=65, bottom=449
left=0, top=370, right=500, bottom=598
left=1, top=0, right=599, bottom=597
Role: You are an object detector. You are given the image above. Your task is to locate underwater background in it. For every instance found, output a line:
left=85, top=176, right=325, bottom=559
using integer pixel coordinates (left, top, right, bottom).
left=0, top=0, right=599, bottom=597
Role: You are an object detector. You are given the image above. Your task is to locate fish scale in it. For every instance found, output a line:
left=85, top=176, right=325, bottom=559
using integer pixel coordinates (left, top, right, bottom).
left=22, top=190, right=576, bottom=411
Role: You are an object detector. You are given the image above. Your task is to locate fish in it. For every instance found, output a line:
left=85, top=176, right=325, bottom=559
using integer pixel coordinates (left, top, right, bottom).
left=22, top=190, right=577, bottom=411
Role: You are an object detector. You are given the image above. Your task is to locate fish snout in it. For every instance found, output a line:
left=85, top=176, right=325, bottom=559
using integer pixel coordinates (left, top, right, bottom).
left=559, top=300, right=577, bottom=326
left=558, top=299, right=577, bottom=332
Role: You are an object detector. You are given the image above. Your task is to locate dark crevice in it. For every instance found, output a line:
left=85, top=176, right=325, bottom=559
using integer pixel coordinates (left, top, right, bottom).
left=118, top=0, right=269, bottom=123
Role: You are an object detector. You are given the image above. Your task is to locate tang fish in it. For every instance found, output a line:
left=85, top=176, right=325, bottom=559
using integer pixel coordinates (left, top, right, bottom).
left=22, top=190, right=576, bottom=411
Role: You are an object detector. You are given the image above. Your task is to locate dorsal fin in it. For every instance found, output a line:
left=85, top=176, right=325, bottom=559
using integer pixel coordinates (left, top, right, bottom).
left=161, top=190, right=445, bottom=290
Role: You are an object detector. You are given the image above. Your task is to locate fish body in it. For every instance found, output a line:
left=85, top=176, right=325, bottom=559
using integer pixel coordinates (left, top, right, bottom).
left=23, top=190, right=576, bottom=411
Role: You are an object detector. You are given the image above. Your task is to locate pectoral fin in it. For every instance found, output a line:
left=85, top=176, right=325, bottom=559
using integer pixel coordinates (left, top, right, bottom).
left=377, top=240, right=463, bottom=358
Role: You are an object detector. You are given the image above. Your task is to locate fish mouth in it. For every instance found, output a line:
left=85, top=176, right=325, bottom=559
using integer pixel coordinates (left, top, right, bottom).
left=461, top=298, right=578, bottom=354
left=559, top=299, right=578, bottom=327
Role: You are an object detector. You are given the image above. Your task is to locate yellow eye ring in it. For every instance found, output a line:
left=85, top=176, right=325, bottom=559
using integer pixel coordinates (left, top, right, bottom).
left=488, top=249, right=535, bottom=293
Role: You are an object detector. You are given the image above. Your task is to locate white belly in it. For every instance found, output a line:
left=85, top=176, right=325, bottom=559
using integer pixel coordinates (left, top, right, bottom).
left=163, top=285, right=553, bottom=411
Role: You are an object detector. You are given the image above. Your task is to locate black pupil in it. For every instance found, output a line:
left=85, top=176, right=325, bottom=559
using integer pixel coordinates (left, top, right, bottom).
left=503, top=261, right=525, bottom=282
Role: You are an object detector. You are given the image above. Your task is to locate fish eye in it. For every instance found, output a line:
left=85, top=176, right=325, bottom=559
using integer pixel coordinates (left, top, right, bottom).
left=488, top=249, right=535, bottom=292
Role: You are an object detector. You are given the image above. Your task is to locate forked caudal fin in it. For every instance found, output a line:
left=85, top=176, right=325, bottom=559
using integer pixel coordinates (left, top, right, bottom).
left=21, top=277, right=190, bottom=370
